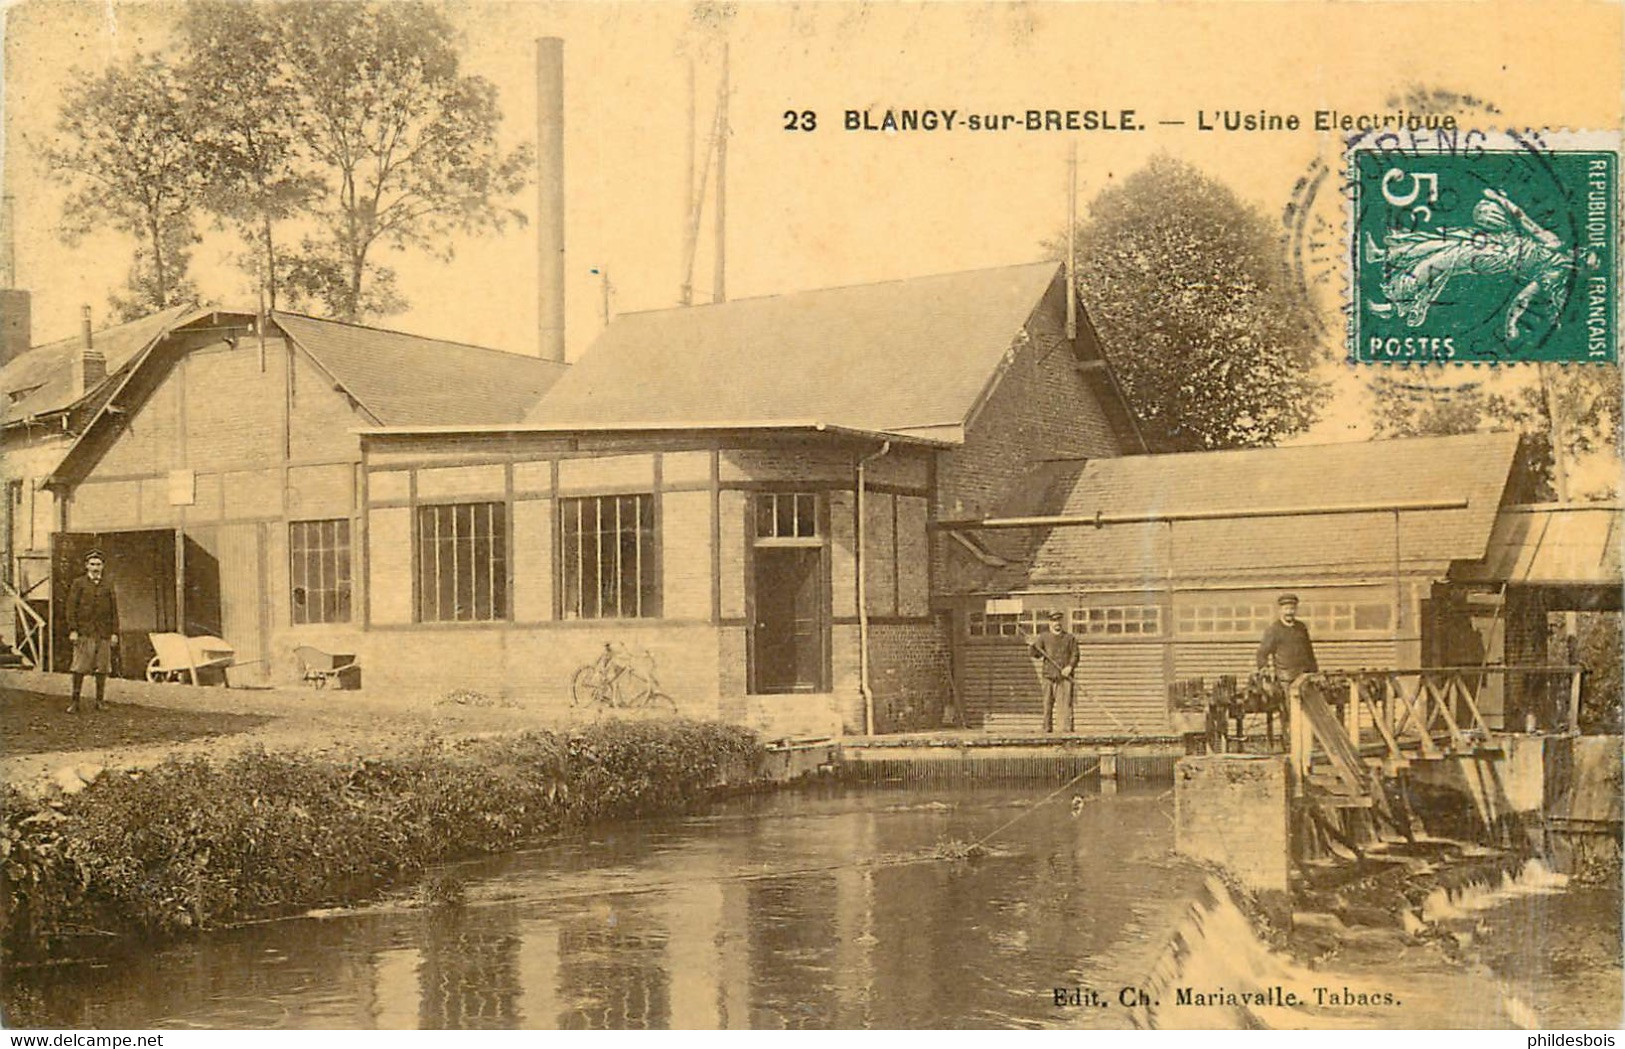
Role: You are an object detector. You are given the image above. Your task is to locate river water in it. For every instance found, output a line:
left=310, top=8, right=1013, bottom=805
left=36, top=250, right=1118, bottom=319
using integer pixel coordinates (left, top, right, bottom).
left=4, top=784, right=1620, bottom=1030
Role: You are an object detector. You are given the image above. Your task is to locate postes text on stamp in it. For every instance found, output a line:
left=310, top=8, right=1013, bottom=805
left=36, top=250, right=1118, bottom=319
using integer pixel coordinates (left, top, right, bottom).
left=1352, top=135, right=1617, bottom=364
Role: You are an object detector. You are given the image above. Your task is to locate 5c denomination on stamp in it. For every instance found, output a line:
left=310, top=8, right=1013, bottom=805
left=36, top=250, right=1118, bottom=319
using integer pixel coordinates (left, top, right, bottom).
left=1351, top=131, right=1618, bottom=364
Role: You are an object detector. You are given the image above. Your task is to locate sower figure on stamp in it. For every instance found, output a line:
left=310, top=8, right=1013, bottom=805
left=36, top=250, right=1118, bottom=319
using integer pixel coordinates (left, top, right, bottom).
left=66, top=550, right=120, bottom=714
left=1028, top=611, right=1079, bottom=734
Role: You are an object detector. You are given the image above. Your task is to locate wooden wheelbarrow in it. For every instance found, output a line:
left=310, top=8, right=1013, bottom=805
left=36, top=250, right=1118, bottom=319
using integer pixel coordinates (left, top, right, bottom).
left=146, top=632, right=236, bottom=686
left=294, top=646, right=361, bottom=689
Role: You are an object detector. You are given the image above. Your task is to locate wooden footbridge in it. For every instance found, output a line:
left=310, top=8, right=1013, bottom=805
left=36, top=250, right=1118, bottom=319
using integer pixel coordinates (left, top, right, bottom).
left=1286, top=665, right=1583, bottom=845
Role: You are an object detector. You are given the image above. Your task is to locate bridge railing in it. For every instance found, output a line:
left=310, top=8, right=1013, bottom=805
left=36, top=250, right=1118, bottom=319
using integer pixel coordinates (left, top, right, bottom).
left=1289, top=665, right=1585, bottom=787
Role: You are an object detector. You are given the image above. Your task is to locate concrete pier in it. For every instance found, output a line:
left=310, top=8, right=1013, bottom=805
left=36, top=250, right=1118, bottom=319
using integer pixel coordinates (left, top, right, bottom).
left=1174, top=754, right=1291, bottom=895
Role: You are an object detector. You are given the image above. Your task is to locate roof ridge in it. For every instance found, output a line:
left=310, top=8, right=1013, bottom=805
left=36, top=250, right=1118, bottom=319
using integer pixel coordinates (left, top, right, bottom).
left=1084, top=429, right=1520, bottom=467
left=610, top=259, right=1059, bottom=319
left=21, top=301, right=202, bottom=355
left=272, top=310, right=566, bottom=366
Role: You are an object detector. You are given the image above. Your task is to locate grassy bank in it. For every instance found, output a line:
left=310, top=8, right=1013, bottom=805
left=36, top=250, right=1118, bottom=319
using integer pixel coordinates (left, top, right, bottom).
left=1, top=719, right=762, bottom=962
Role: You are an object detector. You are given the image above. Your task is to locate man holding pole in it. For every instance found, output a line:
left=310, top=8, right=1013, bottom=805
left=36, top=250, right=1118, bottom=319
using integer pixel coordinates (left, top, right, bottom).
left=1029, top=610, right=1079, bottom=734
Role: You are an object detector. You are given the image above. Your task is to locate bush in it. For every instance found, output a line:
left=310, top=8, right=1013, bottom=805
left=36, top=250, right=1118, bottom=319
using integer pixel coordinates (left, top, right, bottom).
left=1, top=720, right=761, bottom=961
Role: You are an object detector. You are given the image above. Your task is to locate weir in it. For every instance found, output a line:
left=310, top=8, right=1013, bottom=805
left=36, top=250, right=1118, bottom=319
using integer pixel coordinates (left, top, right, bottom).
left=1174, top=665, right=1622, bottom=893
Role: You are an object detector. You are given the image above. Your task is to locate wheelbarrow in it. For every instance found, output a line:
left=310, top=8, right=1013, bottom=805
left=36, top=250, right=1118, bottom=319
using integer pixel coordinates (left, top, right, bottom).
left=294, top=646, right=360, bottom=689
left=146, top=632, right=236, bottom=686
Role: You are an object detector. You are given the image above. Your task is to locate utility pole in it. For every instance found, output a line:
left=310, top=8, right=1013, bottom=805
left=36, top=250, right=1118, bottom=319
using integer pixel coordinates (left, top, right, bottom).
left=1065, top=141, right=1078, bottom=341
left=712, top=42, right=729, bottom=304
left=680, top=58, right=696, bottom=306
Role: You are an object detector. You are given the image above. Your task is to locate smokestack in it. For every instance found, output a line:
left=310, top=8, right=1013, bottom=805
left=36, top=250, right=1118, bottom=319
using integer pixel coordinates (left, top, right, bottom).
left=536, top=37, right=566, bottom=362
left=0, top=196, right=28, bottom=368
left=0, top=291, right=30, bottom=369
left=76, top=305, right=105, bottom=396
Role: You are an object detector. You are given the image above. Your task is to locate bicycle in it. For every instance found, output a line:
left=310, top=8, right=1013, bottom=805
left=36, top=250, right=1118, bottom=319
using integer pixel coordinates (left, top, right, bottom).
left=570, top=641, right=678, bottom=713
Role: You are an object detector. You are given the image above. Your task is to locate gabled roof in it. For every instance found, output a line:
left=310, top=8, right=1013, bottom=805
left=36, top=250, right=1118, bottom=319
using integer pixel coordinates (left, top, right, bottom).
left=0, top=304, right=197, bottom=427
left=523, top=261, right=1113, bottom=440
left=1009, top=431, right=1522, bottom=587
left=273, top=312, right=567, bottom=426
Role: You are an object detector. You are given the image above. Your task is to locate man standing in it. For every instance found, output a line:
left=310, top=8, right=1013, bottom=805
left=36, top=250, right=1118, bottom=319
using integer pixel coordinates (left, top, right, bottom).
left=1029, top=610, right=1079, bottom=733
left=66, top=550, right=119, bottom=713
left=1256, top=593, right=1318, bottom=683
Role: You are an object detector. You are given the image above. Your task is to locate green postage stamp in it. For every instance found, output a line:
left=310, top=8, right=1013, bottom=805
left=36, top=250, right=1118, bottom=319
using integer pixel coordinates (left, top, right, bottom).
left=1352, top=130, right=1618, bottom=364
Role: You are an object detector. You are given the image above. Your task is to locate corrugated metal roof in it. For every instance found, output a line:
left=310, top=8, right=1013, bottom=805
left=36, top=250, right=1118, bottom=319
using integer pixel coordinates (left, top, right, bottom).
left=1020, top=432, right=1522, bottom=586
left=1455, top=503, right=1622, bottom=586
left=0, top=305, right=197, bottom=427
left=273, top=312, right=568, bottom=426
left=525, top=261, right=1064, bottom=436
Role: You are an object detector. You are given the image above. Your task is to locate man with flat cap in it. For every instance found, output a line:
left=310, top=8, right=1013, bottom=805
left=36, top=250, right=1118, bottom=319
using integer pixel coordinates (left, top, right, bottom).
left=66, top=550, right=119, bottom=713
left=1256, top=593, right=1318, bottom=684
left=1028, top=611, right=1079, bottom=733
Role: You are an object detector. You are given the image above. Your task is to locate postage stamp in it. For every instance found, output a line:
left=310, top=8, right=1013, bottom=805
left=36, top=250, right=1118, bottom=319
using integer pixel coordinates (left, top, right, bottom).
left=1351, top=132, right=1618, bottom=364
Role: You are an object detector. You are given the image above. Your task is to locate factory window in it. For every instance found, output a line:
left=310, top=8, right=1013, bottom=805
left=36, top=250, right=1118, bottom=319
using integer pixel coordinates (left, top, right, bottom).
left=289, top=519, right=352, bottom=624
left=1071, top=605, right=1162, bottom=636
left=1176, top=600, right=1393, bottom=637
left=560, top=494, right=659, bottom=619
left=967, top=611, right=1042, bottom=637
left=416, top=502, right=507, bottom=622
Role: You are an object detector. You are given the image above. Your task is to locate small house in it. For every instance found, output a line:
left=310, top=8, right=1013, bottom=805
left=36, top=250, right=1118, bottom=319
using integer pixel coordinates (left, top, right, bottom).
left=355, top=262, right=1145, bottom=736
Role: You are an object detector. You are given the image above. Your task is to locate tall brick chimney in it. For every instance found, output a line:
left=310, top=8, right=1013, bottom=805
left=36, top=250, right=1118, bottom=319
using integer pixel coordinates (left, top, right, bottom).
left=0, top=290, right=29, bottom=369
left=75, top=305, right=106, bottom=396
left=536, top=37, right=566, bottom=362
left=0, top=195, right=28, bottom=368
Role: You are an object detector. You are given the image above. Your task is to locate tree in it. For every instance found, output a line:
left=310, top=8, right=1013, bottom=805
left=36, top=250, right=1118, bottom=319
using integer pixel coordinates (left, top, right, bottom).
left=1057, top=155, right=1328, bottom=451
left=47, top=56, right=205, bottom=316
left=267, top=1, right=533, bottom=320
left=182, top=0, right=318, bottom=310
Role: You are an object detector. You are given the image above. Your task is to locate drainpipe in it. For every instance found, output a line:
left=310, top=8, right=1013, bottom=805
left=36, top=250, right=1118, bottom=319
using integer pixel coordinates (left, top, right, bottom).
left=856, top=440, right=891, bottom=736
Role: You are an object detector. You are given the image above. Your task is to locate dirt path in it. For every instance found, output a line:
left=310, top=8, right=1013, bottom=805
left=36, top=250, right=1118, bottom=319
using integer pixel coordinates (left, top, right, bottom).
left=2, top=671, right=572, bottom=795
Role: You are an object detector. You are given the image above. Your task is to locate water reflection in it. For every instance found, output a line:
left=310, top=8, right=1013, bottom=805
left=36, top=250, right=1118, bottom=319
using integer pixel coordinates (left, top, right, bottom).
left=6, top=786, right=1614, bottom=1030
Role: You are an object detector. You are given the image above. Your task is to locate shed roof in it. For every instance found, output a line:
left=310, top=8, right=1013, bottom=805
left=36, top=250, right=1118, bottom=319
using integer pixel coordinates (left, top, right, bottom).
left=524, top=261, right=1081, bottom=439
left=273, top=312, right=567, bottom=426
left=1454, top=503, right=1623, bottom=587
left=0, top=305, right=197, bottom=427
left=1013, top=431, right=1522, bottom=587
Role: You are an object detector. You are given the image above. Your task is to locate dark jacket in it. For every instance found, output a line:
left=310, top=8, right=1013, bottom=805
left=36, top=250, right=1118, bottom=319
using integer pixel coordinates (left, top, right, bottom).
left=1256, top=618, right=1317, bottom=677
left=1029, top=630, right=1080, bottom=682
left=66, top=576, right=120, bottom=638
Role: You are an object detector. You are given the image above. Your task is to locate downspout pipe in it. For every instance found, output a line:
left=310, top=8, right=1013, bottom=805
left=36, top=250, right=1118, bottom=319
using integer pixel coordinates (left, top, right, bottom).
left=856, top=440, right=891, bottom=737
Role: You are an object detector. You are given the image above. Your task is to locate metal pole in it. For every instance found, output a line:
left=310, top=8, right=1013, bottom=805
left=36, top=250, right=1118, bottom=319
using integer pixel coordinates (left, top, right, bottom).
left=1065, top=141, right=1077, bottom=341
left=681, top=57, right=695, bottom=306
left=536, top=38, right=566, bottom=362
left=712, top=42, right=729, bottom=304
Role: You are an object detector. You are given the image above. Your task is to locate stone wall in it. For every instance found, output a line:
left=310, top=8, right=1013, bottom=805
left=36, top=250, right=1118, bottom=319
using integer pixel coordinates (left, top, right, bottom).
left=1174, top=754, right=1290, bottom=895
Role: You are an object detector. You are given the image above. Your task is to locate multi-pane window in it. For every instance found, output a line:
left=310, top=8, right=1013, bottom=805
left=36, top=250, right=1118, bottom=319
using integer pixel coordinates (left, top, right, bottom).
left=967, top=611, right=1043, bottom=637
left=1175, top=600, right=1392, bottom=637
left=416, top=503, right=506, bottom=622
left=755, top=492, right=819, bottom=540
left=561, top=494, right=658, bottom=619
left=290, top=519, right=352, bottom=624
left=1071, top=605, right=1162, bottom=636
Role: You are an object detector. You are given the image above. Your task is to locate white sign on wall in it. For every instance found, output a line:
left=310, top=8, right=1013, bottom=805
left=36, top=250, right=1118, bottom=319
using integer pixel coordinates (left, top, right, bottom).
left=984, top=597, right=1024, bottom=614
left=168, top=469, right=196, bottom=506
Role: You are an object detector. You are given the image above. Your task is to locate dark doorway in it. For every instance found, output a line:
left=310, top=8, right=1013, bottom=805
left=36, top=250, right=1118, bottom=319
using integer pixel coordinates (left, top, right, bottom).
left=50, top=529, right=221, bottom=680
left=752, top=547, right=827, bottom=693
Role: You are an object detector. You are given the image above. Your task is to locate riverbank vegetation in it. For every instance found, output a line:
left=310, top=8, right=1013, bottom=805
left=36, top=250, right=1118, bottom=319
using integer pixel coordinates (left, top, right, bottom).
left=1, top=720, right=762, bottom=962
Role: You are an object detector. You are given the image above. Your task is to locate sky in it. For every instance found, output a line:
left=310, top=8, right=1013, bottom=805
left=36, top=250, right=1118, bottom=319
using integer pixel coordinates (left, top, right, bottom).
left=3, top=1, right=1621, bottom=482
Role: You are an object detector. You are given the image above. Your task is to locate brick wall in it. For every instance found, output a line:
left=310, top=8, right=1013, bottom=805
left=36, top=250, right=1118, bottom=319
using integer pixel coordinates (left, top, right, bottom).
left=935, top=286, right=1123, bottom=524
left=867, top=619, right=951, bottom=732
